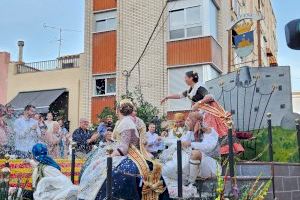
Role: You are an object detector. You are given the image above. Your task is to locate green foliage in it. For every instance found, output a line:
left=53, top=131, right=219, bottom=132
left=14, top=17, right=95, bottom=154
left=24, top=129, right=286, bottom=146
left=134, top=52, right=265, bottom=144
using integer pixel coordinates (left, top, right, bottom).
left=97, top=107, right=117, bottom=123
left=243, top=127, right=299, bottom=162
left=121, top=88, right=166, bottom=131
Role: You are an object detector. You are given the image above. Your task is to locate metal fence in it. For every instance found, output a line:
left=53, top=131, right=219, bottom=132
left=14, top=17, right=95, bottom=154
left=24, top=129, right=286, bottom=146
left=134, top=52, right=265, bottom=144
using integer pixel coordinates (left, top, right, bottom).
left=16, top=56, right=80, bottom=74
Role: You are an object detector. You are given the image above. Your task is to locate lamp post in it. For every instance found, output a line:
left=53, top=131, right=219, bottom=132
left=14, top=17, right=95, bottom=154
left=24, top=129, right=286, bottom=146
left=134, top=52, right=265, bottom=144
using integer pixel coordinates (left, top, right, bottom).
left=177, top=140, right=183, bottom=198
left=71, top=142, right=77, bottom=184
left=267, top=113, right=275, bottom=199
left=295, top=119, right=300, bottom=162
left=227, top=121, right=235, bottom=178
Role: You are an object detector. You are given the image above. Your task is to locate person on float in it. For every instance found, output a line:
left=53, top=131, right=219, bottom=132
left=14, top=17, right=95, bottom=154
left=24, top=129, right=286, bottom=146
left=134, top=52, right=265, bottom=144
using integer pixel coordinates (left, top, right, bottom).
left=161, top=71, right=208, bottom=106
left=192, top=95, right=244, bottom=155
left=162, top=113, right=192, bottom=147
left=78, top=99, right=169, bottom=200
left=159, top=112, right=199, bottom=198
left=181, top=112, right=221, bottom=185
left=30, top=143, right=78, bottom=200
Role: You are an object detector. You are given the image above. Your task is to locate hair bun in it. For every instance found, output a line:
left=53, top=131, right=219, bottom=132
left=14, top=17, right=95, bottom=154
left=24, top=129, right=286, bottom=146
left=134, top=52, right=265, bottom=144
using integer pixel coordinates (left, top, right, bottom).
left=118, top=99, right=134, bottom=116
left=185, top=71, right=199, bottom=83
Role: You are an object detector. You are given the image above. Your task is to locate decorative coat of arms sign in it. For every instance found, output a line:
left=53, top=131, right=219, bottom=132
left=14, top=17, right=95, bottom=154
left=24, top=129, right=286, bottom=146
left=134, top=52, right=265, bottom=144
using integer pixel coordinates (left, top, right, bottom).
left=233, top=22, right=254, bottom=59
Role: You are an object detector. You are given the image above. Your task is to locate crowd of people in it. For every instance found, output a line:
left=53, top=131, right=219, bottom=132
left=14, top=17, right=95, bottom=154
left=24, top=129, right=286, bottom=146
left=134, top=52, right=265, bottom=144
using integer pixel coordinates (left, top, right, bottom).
left=1, top=70, right=245, bottom=199
left=0, top=104, right=72, bottom=159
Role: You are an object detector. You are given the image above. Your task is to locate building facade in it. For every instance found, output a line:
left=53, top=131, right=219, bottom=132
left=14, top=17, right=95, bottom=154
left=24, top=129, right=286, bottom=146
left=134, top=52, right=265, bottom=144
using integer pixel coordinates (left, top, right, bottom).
left=0, top=52, right=10, bottom=104
left=292, top=92, right=300, bottom=114
left=84, top=0, right=278, bottom=122
left=0, top=49, right=85, bottom=132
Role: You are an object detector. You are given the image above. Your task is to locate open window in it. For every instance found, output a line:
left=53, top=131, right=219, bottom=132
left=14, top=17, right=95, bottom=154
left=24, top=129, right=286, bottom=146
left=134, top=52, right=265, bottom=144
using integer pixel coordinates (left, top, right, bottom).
left=93, top=74, right=116, bottom=96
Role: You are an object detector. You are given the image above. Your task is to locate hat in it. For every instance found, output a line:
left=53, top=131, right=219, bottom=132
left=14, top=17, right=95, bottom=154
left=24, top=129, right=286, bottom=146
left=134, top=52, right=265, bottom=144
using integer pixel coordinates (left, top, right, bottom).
left=174, top=113, right=185, bottom=121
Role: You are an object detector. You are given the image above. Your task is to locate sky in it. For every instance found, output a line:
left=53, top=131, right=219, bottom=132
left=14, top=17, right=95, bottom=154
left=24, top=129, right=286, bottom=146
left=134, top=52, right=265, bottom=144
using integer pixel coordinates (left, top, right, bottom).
left=272, top=0, right=300, bottom=91
left=0, top=0, right=299, bottom=91
left=0, top=0, right=84, bottom=61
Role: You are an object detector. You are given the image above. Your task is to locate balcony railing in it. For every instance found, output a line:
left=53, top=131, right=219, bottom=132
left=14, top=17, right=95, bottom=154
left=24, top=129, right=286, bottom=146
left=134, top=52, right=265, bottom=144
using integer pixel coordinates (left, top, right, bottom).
left=16, top=55, right=80, bottom=74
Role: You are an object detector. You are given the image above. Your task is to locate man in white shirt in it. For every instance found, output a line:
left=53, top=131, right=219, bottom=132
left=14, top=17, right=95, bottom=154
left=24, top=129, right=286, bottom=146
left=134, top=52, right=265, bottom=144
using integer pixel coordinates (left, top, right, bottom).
left=14, top=105, right=41, bottom=158
left=146, top=123, right=163, bottom=158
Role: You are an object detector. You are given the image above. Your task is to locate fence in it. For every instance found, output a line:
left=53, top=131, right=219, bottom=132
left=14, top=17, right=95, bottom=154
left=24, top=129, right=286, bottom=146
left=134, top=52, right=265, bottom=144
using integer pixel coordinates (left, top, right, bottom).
left=16, top=56, right=80, bottom=74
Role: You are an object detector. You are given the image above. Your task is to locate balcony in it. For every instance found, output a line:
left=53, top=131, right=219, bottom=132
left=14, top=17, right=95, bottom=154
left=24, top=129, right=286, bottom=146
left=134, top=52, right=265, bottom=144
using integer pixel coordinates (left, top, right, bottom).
left=16, top=54, right=80, bottom=74
left=167, top=36, right=223, bottom=72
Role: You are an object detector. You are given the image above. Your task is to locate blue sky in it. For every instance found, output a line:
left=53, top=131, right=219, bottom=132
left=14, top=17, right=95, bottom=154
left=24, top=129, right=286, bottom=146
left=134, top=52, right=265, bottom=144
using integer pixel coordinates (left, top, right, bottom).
left=0, top=0, right=299, bottom=91
left=272, top=0, right=300, bottom=91
left=0, top=0, right=84, bottom=61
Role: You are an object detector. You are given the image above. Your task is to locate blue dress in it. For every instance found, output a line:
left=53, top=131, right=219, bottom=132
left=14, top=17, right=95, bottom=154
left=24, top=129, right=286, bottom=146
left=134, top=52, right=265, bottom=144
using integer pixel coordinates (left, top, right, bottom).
left=96, top=158, right=170, bottom=200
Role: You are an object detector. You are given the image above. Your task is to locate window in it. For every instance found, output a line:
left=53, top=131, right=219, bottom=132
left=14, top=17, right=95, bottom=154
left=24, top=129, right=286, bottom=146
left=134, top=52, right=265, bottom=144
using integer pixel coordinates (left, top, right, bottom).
left=169, top=5, right=202, bottom=40
left=94, top=10, right=117, bottom=33
left=168, top=65, right=204, bottom=111
left=93, top=75, right=116, bottom=96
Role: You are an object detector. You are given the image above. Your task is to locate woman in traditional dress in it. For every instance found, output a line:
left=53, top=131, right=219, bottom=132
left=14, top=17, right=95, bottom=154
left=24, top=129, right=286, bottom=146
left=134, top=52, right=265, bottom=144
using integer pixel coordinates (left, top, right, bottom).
left=31, top=143, right=78, bottom=200
left=192, top=95, right=244, bottom=155
left=161, top=71, right=208, bottom=106
left=78, top=99, right=169, bottom=200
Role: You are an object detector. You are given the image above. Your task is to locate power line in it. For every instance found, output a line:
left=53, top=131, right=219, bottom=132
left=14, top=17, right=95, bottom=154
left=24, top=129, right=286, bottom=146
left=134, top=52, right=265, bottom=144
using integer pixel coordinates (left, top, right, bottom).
left=123, top=0, right=169, bottom=94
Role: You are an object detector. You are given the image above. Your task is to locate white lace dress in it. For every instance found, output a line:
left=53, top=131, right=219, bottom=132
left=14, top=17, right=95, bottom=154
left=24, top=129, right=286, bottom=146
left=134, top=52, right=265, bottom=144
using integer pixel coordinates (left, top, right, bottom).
left=33, top=165, right=78, bottom=200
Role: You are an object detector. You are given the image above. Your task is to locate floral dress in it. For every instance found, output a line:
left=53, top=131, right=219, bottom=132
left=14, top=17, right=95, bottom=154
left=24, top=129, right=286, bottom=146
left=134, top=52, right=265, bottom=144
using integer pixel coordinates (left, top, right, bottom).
left=78, top=116, right=169, bottom=200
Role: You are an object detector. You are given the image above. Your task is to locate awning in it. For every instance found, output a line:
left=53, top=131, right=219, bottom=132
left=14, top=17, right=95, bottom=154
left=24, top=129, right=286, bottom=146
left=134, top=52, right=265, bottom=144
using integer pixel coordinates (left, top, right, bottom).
left=9, top=89, right=66, bottom=113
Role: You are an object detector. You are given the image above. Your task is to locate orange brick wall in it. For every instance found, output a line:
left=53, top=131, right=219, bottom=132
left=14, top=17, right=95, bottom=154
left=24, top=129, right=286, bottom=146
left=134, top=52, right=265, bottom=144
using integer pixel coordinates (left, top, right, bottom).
left=93, top=0, right=116, bottom=11
left=92, top=32, right=117, bottom=74
left=91, top=96, right=116, bottom=123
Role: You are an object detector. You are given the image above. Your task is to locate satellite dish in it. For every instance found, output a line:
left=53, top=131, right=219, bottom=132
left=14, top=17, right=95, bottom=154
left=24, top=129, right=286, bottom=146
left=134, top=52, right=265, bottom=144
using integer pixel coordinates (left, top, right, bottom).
left=285, top=19, right=300, bottom=50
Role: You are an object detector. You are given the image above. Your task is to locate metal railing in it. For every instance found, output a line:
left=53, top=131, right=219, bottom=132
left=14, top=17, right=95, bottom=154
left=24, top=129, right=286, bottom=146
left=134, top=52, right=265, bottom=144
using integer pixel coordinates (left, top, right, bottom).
left=70, top=115, right=300, bottom=199
left=16, top=56, right=80, bottom=74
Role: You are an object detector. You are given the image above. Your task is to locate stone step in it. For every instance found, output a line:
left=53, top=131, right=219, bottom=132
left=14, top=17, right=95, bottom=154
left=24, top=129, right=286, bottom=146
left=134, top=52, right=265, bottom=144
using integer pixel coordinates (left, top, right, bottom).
left=171, top=162, right=300, bottom=199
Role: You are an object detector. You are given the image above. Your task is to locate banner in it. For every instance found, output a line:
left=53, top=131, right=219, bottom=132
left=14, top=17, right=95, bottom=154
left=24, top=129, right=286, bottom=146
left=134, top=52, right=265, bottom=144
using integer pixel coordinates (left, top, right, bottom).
left=0, top=159, right=84, bottom=190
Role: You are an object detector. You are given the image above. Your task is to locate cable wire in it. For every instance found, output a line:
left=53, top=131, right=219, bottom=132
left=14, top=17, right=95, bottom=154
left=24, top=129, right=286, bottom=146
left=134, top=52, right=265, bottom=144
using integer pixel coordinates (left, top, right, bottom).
left=127, top=1, right=169, bottom=75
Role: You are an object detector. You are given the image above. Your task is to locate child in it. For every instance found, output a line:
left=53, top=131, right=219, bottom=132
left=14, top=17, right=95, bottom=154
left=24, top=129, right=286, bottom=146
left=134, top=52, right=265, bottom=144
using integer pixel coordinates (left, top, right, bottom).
left=145, top=123, right=163, bottom=158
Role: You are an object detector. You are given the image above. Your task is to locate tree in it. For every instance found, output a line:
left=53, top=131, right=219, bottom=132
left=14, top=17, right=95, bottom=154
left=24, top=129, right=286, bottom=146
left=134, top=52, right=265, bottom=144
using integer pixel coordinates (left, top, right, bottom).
left=121, top=87, right=166, bottom=132
left=97, top=107, right=117, bottom=123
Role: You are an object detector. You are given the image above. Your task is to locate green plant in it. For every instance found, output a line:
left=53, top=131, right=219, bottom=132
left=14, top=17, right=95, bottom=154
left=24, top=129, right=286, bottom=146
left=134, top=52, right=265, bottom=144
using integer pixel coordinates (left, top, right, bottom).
left=243, top=127, right=299, bottom=162
left=121, top=88, right=166, bottom=132
left=97, top=107, right=117, bottom=123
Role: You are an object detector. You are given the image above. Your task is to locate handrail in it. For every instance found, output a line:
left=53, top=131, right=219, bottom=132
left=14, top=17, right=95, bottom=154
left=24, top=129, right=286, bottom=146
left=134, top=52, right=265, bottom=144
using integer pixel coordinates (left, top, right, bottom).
left=16, top=56, right=80, bottom=74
